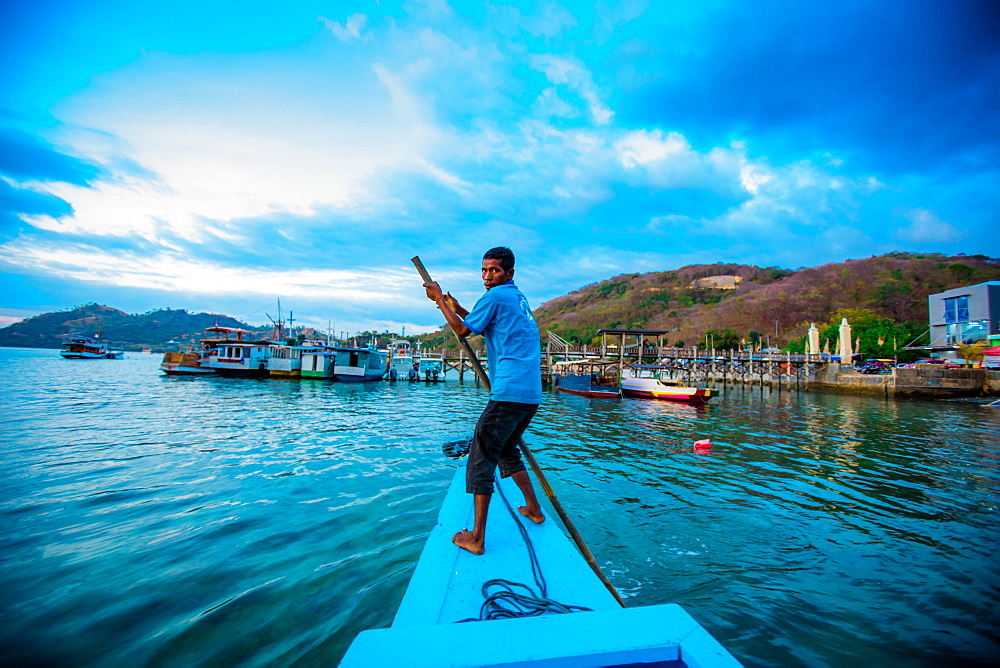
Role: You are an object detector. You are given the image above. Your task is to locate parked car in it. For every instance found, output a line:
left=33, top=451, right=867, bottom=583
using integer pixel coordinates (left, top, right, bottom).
left=857, top=359, right=893, bottom=374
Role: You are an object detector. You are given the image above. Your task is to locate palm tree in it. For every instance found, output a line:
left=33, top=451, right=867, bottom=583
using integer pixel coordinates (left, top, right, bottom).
left=956, top=341, right=988, bottom=368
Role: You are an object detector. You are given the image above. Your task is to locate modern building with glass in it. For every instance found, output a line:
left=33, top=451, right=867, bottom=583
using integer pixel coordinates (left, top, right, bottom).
left=927, top=280, right=1000, bottom=349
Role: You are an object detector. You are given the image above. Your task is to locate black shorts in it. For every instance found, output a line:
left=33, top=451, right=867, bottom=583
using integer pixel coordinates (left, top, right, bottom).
left=466, top=400, right=538, bottom=495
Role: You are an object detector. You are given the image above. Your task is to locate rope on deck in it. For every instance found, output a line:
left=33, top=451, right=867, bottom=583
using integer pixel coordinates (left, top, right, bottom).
left=459, top=471, right=593, bottom=622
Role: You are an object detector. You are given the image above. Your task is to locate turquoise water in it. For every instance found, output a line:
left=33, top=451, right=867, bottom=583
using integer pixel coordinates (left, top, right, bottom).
left=1, top=347, right=997, bottom=666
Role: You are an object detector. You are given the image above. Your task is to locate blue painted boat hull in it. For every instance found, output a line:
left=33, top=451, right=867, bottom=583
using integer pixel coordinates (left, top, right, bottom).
left=340, top=467, right=741, bottom=666
left=553, top=372, right=620, bottom=398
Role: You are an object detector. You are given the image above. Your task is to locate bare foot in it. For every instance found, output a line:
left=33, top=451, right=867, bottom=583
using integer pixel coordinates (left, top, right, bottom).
left=452, top=528, right=484, bottom=555
left=518, top=506, right=545, bottom=524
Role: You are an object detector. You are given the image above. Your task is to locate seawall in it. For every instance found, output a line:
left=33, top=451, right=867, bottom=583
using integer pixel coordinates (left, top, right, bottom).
left=807, top=365, right=993, bottom=398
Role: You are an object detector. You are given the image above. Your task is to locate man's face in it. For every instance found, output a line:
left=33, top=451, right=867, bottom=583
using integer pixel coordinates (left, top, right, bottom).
left=482, top=258, right=514, bottom=290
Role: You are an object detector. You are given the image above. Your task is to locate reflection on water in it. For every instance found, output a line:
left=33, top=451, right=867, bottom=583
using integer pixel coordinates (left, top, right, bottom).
left=0, top=348, right=998, bottom=666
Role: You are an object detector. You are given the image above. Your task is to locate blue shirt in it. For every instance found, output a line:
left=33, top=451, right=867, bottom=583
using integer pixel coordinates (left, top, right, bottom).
left=463, top=281, right=542, bottom=404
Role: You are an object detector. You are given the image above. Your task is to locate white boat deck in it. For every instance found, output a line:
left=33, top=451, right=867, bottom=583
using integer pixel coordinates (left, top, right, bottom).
left=341, top=466, right=741, bottom=667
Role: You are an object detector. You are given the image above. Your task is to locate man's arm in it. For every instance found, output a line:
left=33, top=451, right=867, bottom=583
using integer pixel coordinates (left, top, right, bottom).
left=423, top=282, right=471, bottom=338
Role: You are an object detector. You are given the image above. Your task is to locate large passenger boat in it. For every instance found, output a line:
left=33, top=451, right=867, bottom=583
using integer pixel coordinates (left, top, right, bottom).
left=200, top=326, right=272, bottom=378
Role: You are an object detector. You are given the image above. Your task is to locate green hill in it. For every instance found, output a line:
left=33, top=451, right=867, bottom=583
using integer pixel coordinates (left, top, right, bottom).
left=0, top=304, right=262, bottom=352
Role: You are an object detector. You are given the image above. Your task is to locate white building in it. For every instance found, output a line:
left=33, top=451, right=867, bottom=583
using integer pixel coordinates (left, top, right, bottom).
left=927, top=281, right=1000, bottom=349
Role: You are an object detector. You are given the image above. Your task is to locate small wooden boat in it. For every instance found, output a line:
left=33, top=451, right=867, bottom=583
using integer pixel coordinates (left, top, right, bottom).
left=340, top=467, right=740, bottom=667
left=552, top=358, right=621, bottom=398
left=621, top=364, right=718, bottom=404
left=159, top=348, right=213, bottom=375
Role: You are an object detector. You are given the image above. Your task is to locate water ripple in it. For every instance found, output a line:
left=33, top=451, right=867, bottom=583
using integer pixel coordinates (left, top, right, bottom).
left=0, top=350, right=998, bottom=666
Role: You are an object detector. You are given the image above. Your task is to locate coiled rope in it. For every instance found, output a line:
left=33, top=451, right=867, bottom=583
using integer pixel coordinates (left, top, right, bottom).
left=459, top=471, right=593, bottom=622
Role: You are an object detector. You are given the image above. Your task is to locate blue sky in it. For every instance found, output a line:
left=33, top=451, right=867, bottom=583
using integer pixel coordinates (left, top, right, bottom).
left=2, top=0, right=998, bottom=334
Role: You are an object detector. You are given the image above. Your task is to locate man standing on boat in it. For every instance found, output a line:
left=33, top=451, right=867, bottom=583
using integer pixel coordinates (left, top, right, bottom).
left=423, top=246, right=545, bottom=555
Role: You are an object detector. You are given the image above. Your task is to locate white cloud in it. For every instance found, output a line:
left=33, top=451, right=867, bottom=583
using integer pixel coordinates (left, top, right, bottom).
left=894, top=208, right=967, bottom=243
left=530, top=54, right=613, bottom=125
left=615, top=129, right=689, bottom=167
left=36, top=49, right=434, bottom=241
left=739, top=164, right=771, bottom=195
left=320, top=14, right=370, bottom=42
left=522, top=2, right=578, bottom=39
left=531, top=87, right=577, bottom=118
left=0, top=241, right=419, bottom=305
left=7, top=4, right=975, bottom=335
left=614, top=128, right=747, bottom=197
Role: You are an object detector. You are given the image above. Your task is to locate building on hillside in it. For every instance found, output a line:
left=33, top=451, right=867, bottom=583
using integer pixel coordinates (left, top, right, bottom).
left=927, top=281, right=1000, bottom=350
left=690, top=275, right=742, bottom=290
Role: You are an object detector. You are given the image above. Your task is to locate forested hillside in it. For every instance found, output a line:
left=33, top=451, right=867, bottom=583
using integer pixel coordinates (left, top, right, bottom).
left=535, top=252, right=999, bottom=348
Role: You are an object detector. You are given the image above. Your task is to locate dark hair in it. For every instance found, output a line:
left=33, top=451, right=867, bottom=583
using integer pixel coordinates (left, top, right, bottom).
left=483, top=246, right=515, bottom=271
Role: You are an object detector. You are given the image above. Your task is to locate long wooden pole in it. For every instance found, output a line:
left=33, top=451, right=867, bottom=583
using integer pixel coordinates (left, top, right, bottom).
left=411, top=256, right=626, bottom=608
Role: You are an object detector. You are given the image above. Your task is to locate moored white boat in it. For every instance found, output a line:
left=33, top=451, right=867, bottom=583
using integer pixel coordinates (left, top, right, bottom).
left=621, top=364, right=718, bottom=404
left=340, top=467, right=740, bottom=667
left=267, top=344, right=304, bottom=379
left=331, top=346, right=387, bottom=382
left=300, top=345, right=335, bottom=379
left=416, top=352, right=445, bottom=381
left=60, top=336, right=124, bottom=359
left=388, top=339, right=418, bottom=380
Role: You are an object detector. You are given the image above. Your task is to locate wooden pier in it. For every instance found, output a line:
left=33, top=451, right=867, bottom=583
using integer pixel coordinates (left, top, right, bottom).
left=424, top=328, right=834, bottom=389
left=542, top=329, right=831, bottom=389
